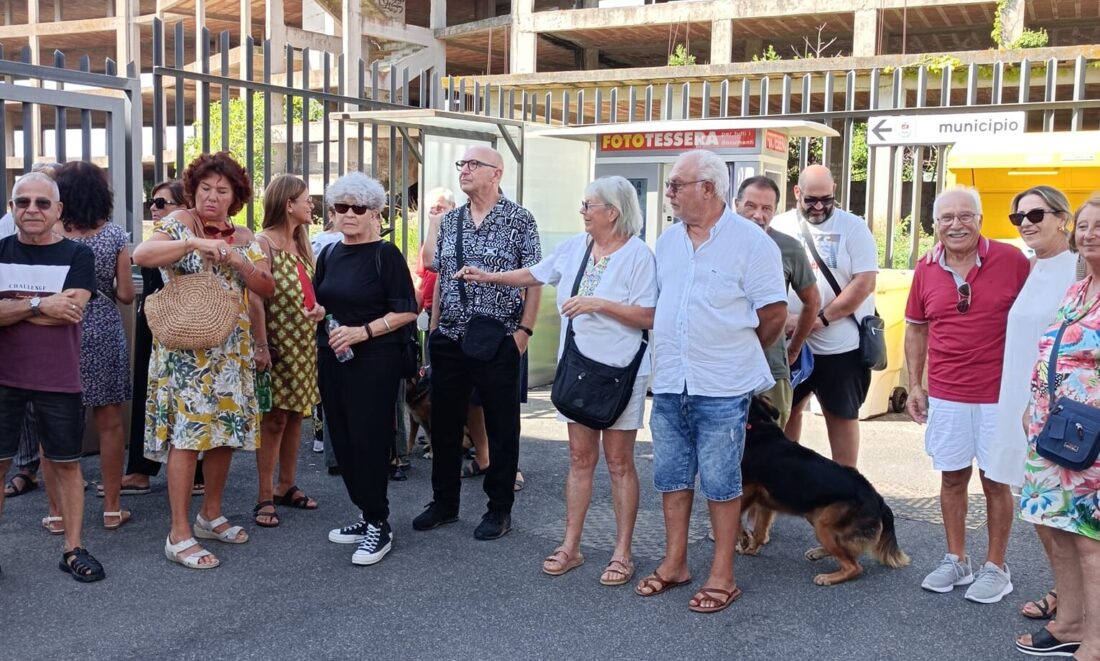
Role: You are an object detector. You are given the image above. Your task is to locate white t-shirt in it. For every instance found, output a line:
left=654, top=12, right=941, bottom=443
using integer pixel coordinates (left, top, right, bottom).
left=772, top=207, right=878, bottom=355
left=0, top=212, right=14, bottom=239
left=529, top=233, right=657, bottom=377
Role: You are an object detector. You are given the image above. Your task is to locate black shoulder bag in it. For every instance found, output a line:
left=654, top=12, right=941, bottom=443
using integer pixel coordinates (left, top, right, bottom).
left=1036, top=302, right=1100, bottom=471
left=550, top=240, right=648, bottom=430
left=799, top=221, right=887, bottom=371
left=453, top=212, right=509, bottom=361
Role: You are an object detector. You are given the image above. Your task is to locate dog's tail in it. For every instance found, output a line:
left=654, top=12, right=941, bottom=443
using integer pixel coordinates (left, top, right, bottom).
left=872, top=501, right=910, bottom=568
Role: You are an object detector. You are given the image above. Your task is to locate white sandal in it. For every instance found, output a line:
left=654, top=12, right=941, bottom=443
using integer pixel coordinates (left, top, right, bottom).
left=103, top=510, right=132, bottom=530
left=164, top=535, right=220, bottom=569
left=193, top=514, right=249, bottom=544
left=41, top=516, right=64, bottom=535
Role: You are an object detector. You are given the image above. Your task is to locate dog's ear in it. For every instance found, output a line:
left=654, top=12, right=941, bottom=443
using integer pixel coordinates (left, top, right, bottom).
left=750, top=396, right=781, bottom=426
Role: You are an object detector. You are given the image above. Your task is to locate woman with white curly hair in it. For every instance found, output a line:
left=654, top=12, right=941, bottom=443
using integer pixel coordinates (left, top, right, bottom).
left=315, top=172, right=417, bottom=566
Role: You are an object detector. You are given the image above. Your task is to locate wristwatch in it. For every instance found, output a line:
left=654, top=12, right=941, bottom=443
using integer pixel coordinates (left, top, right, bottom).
left=517, top=324, right=534, bottom=337
left=28, top=296, right=41, bottom=316
left=817, top=311, right=830, bottom=327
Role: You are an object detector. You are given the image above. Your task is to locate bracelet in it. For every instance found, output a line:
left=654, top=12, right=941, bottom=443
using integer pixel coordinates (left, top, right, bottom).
left=818, top=311, right=830, bottom=327
left=517, top=324, right=533, bottom=337
left=255, top=343, right=268, bottom=348
left=365, top=324, right=374, bottom=340
left=382, top=316, right=392, bottom=331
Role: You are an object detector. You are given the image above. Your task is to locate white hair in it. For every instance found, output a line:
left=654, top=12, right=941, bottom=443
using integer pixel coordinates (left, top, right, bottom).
left=933, top=186, right=983, bottom=220
left=679, top=149, right=730, bottom=202
left=325, top=171, right=386, bottom=210
left=586, top=175, right=643, bottom=238
left=425, top=186, right=456, bottom=207
left=12, top=171, right=60, bottom=200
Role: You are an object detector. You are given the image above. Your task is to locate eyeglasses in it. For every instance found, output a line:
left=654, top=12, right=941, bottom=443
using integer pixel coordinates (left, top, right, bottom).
left=332, top=203, right=371, bottom=215
left=580, top=201, right=611, bottom=212
left=664, top=180, right=706, bottom=193
left=956, top=281, right=972, bottom=314
left=13, top=197, right=53, bottom=210
left=455, top=159, right=495, bottom=172
left=147, top=197, right=178, bottom=210
left=203, top=224, right=236, bottom=238
left=1009, top=208, right=1059, bottom=226
left=802, top=196, right=835, bottom=208
left=937, top=213, right=978, bottom=225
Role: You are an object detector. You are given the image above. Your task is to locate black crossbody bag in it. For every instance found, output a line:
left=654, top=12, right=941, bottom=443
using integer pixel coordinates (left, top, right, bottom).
left=1036, top=302, right=1100, bottom=471
left=551, top=240, right=648, bottom=430
left=800, top=220, right=887, bottom=371
left=453, top=213, right=509, bottom=361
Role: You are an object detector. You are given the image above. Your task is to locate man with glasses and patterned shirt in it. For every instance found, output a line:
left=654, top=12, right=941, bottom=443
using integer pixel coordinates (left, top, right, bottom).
left=414, top=145, right=541, bottom=541
left=0, top=172, right=104, bottom=582
left=773, top=165, right=878, bottom=468
left=904, top=186, right=1028, bottom=603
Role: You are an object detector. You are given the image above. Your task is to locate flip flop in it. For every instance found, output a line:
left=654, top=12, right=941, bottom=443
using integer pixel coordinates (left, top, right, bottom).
left=273, top=485, right=317, bottom=510
left=4, top=473, right=38, bottom=497
left=543, top=549, right=585, bottom=576
left=1021, top=589, right=1057, bottom=620
left=689, top=586, right=743, bottom=614
left=634, top=570, right=692, bottom=597
left=514, top=473, right=526, bottom=492
left=600, top=559, right=635, bottom=586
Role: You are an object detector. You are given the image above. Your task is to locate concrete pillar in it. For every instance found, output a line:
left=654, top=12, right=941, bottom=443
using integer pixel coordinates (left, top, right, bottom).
left=195, top=0, right=206, bottom=116
left=510, top=0, right=536, bottom=74
left=430, top=0, right=446, bottom=29
left=998, top=0, right=1025, bottom=46
left=743, top=37, right=763, bottom=62
left=266, top=0, right=286, bottom=74
left=341, top=0, right=361, bottom=102
left=26, top=0, right=41, bottom=160
left=582, top=47, right=598, bottom=70
left=710, top=18, right=733, bottom=65
left=115, top=0, right=140, bottom=71
left=239, top=0, right=252, bottom=44
left=852, top=9, right=879, bottom=57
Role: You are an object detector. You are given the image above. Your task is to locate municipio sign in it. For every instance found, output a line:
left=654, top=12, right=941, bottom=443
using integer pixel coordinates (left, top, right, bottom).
left=866, top=112, right=1025, bottom=146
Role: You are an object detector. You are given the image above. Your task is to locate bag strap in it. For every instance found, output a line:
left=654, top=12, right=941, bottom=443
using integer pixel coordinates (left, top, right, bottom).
left=799, top=220, right=864, bottom=327
left=453, top=208, right=471, bottom=310
left=563, top=239, right=649, bottom=347
left=1046, top=287, right=1100, bottom=401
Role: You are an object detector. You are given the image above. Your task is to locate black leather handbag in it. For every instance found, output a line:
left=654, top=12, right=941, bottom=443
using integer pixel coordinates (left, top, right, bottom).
left=800, top=221, right=887, bottom=371
left=1037, top=315, right=1100, bottom=471
left=551, top=240, right=648, bottom=430
left=453, top=214, right=509, bottom=362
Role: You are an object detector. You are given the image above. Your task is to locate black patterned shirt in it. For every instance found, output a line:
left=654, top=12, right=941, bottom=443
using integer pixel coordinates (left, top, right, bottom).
left=433, top=196, right=542, bottom=340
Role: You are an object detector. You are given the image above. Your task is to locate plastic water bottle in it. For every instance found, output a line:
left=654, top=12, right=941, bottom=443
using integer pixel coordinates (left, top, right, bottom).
left=326, top=314, right=355, bottom=362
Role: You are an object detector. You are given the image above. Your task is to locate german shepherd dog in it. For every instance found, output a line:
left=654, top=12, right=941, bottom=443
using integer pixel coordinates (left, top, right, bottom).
left=405, top=368, right=433, bottom=458
left=739, top=397, right=910, bottom=585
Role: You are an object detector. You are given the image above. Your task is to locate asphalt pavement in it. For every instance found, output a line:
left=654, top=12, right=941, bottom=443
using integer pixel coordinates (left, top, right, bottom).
left=0, top=389, right=1053, bottom=661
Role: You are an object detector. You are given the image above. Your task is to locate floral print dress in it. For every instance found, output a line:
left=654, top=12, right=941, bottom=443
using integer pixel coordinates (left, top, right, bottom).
left=1020, top=277, right=1100, bottom=540
left=143, top=217, right=266, bottom=462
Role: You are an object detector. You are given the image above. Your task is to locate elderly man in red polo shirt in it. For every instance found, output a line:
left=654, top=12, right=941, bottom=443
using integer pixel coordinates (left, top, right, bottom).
left=904, top=186, right=1029, bottom=604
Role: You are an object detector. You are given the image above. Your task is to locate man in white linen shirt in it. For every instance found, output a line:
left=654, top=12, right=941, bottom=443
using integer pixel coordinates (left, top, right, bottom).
left=634, top=149, right=787, bottom=614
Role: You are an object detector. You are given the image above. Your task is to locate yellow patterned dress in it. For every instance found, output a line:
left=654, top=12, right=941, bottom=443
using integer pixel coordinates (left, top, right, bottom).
left=144, top=217, right=265, bottom=462
left=264, top=247, right=320, bottom=416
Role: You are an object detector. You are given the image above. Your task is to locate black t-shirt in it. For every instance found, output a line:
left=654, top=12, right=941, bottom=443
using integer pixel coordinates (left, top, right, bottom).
left=0, top=236, right=96, bottom=392
left=314, top=240, right=416, bottom=349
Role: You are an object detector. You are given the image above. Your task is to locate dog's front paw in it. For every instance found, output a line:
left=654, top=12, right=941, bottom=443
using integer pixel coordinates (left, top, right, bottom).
left=804, top=546, right=831, bottom=562
left=813, top=573, right=837, bottom=586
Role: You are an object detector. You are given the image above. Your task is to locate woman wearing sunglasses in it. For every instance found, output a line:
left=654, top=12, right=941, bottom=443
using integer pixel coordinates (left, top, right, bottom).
left=315, top=172, right=416, bottom=566
left=132, top=152, right=274, bottom=569
left=249, top=174, right=324, bottom=527
left=985, top=186, right=1077, bottom=621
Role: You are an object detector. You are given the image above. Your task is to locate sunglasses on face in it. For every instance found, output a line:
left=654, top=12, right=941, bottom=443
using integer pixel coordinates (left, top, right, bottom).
left=1009, top=208, right=1059, bottom=226
left=956, top=281, right=972, bottom=314
left=13, top=197, right=53, bottom=210
left=802, top=196, right=835, bottom=208
left=147, top=197, right=178, bottom=210
left=331, top=203, right=372, bottom=215
left=203, top=225, right=236, bottom=238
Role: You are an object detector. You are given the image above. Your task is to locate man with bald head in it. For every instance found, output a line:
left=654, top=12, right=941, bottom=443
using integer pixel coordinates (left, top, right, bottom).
left=773, top=164, right=878, bottom=468
left=0, top=172, right=104, bottom=581
left=414, top=145, right=542, bottom=540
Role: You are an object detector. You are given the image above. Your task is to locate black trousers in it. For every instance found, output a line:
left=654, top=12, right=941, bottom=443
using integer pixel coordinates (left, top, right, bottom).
left=318, top=344, right=402, bottom=523
left=428, top=332, right=521, bottom=514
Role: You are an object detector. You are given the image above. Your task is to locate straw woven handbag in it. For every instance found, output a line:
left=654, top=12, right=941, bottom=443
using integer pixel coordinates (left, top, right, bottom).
left=145, top=262, right=241, bottom=350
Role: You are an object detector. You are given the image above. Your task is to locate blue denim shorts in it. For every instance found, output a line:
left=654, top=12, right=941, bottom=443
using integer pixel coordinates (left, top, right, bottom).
left=650, top=390, right=749, bottom=502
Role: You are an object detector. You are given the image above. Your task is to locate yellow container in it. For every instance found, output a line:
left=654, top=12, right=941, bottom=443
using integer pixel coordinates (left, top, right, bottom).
left=859, top=268, right=914, bottom=419
left=946, top=132, right=1100, bottom=241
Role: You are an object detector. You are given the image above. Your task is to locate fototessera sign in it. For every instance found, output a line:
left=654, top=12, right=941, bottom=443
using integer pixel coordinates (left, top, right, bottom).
left=866, top=111, right=1026, bottom=146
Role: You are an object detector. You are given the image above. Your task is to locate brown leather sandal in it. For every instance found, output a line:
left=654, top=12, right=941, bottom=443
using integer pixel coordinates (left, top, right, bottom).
left=689, top=586, right=743, bottom=614
left=634, top=570, right=692, bottom=597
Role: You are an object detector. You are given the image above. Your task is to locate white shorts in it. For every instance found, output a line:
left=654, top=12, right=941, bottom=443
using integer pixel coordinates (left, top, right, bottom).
left=925, top=396, right=999, bottom=472
left=556, top=374, right=650, bottom=431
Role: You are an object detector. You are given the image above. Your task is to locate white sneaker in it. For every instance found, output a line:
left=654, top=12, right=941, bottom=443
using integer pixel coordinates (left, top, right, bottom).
left=312, top=439, right=324, bottom=453
left=920, top=553, right=974, bottom=593
left=328, top=519, right=370, bottom=544
left=965, top=562, right=1013, bottom=604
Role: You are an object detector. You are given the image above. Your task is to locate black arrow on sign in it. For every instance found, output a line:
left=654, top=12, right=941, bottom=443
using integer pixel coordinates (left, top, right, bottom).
left=871, top=118, right=893, bottom=142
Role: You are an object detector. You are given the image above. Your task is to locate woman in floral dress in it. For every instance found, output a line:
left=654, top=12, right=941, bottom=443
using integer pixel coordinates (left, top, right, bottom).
left=56, top=161, right=135, bottom=530
left=251, top=174, right=324, bottom=527
left=132, top=152, right=274, bottom=570
left=1016, top=195, right=1100, bottom=659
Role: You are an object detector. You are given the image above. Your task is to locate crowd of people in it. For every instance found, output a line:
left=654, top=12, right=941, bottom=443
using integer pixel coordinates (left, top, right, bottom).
left=0, top=145, right=1098, bottom=653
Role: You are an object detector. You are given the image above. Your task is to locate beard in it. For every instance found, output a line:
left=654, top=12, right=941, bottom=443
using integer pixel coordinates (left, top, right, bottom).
left=799, top=204, right=834, bottom=225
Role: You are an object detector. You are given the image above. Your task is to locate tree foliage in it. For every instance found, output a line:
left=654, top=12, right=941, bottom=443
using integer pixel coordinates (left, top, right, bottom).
left=668, top=44, right=696, bottom=66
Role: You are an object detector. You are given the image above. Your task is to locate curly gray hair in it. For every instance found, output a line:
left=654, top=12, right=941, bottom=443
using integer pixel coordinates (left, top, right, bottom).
left=325, top=171, right=386, bottom=211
